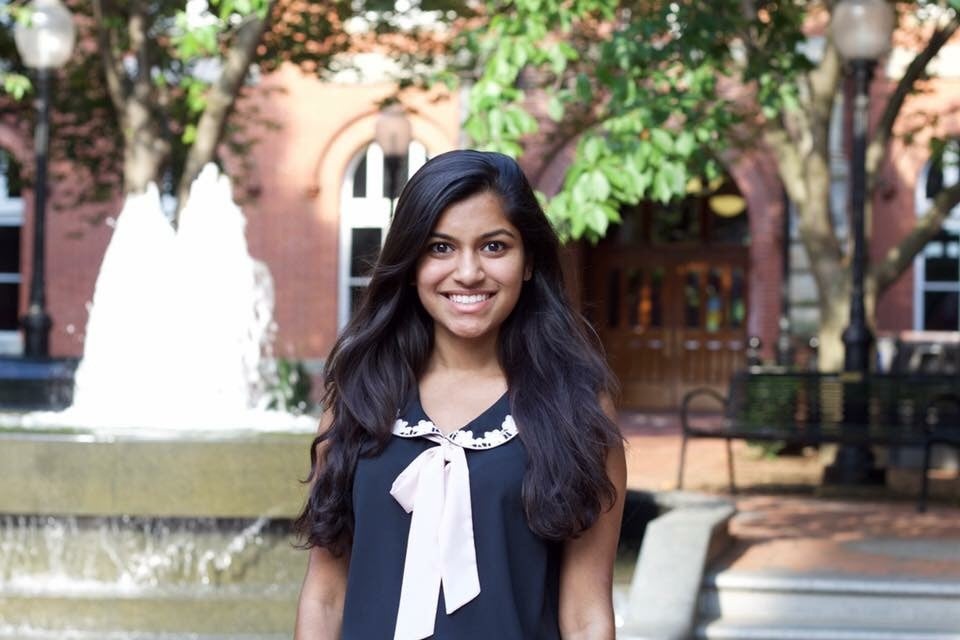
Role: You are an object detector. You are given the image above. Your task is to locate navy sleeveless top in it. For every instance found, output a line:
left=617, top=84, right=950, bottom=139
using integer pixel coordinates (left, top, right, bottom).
left=340, top=389, right=562, bottom=639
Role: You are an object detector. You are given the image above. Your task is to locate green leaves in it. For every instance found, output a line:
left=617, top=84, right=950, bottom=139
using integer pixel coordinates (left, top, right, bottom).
left=171, top=0, right=271, bottom=62
left=182, top=123, right=198, bottom=145
left=215, top=0, right=256, bottom=19
left=1, top=73, right=30, bottom=100
left=675, top=131, right=695, bottom=158
left=453, top=0, right=815, bottom=242
left=541, top=117, right=714, bottom=238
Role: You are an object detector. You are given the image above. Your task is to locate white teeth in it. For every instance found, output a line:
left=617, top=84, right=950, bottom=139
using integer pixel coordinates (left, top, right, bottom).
left=448, top=293, right=490, bottom=304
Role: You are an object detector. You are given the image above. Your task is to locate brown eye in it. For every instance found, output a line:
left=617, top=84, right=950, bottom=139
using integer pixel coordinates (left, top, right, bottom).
left=483, top=241, right=506, bottom=252
left=428, top=242, right=453, bottom=254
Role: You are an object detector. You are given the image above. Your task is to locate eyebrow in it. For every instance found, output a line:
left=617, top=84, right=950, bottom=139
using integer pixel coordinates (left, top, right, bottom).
left=428, top=228, right=517, bottom=241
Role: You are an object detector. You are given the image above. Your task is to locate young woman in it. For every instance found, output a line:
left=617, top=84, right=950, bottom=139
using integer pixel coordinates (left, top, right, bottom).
left=294, top=150, right=626, bottom=640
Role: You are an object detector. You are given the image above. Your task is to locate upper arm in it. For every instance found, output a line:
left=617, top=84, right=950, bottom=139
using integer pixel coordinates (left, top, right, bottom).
left=302, top=544, right=350, bottom=597
left=295, top=545, right=350, bottom=639
left=558, top=394, right=627, bottom=639
left=295, top=408, right=351, bottom=639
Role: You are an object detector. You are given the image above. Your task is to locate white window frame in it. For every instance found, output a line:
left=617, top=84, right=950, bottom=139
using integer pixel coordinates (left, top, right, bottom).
left=914, top=141, right=960, bottom=330
left=338, top=141, right=427, bottom=330
left=0, top=150, right=24, bottom=355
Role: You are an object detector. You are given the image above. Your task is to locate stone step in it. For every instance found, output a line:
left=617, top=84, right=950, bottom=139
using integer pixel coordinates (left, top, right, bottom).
left=698, top=571, right=960, bottom=633
left=0, top=584, right=298, bottom=636
left=0, top=630, right=287, bottom=640
left=695, top=620, right=960, bottom=640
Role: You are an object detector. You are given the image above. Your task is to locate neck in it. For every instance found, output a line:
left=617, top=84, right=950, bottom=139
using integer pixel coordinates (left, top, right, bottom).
left=427, top=329, right=502, bottom=377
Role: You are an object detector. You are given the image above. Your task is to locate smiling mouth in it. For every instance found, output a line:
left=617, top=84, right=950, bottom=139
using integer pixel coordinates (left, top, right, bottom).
left=444, top=293, right=494, bottom=304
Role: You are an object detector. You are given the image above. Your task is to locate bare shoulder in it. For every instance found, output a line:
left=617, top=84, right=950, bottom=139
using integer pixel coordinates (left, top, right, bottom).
left=317, top=406, right=334, bottom=435
left=306, top=408, right=336, bottom=481
left=598, top=392, right=625, bottom=482
left=598, top=392, right=618, bottom=423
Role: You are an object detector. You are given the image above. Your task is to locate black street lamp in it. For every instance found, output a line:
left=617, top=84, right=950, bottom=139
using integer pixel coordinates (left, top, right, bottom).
left=777, top=188, right=795, bottom=367
left=375, top=103, right=412, bottom=217
left=825, top=0, right=895, bottom=484
left=14, top=0, right=75, bottom=358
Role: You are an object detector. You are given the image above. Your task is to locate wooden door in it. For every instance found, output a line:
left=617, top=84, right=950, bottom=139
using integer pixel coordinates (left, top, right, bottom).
left=588, top=247, right=749, bottom=409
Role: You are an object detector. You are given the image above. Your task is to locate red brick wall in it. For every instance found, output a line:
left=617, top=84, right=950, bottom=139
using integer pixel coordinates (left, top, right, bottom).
left=5, top=115, right=118, bottom=358
left=13, top=68, right=461, bottom=361
left=873, top=76, right=960, bottom=333
left=731, top=150, right=785, bottom=361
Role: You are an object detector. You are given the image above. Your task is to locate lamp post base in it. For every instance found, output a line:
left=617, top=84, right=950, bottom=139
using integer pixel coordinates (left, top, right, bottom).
left=823, top=446, right=885, bottom=485
left=21, top=306, right=52, bottom=358
left=776, top=333, right=795, bottom=367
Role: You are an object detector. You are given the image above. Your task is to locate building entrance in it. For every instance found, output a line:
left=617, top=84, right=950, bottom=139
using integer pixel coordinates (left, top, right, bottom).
left=585, top=190, right=750, bottom=409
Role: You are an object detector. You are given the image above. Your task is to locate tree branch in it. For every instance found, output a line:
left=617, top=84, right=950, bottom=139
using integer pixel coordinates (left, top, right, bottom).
left=530, top=100, right=598, bottom=187
left=866, top=12, right=960, bottom=176
left=763, top=120, right=806, bottom=203
left=871, top=180, right=960, bottom=292
left=805, top=41, right=842, bottom=155
left=91, top=0, right=127, bottom=114
left=128, top=2, right=152, bottom=104
left=174, top=5, right=275, bottom=221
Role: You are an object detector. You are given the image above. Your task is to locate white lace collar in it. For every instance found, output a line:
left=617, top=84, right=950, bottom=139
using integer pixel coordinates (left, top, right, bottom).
left=392, top=415, right=518, bottom=450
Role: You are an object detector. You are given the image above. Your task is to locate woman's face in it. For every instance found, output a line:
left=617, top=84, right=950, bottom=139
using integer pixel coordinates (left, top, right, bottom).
left=415, top=191, right=530, bottom=345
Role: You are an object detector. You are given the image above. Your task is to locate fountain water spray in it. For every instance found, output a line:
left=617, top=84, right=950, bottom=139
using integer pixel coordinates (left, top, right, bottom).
left=10, top=164, right=313, bottom=431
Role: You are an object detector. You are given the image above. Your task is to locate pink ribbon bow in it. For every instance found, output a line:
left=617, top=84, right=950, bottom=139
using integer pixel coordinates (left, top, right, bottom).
left=389, top=436, right=481, bottom=640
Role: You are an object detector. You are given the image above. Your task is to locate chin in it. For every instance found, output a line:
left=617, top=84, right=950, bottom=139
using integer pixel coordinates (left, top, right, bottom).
left=445, top=324, right=494, bottom=341
left=452, top=329, right=489, bottom=340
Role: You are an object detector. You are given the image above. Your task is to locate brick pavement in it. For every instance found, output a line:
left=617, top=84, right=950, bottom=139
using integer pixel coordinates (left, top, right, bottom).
left=720, top=495, right=960, bottom=578
left=621, top=411, right=824, bottom=494
left=619, top=410, right=960, bottom=579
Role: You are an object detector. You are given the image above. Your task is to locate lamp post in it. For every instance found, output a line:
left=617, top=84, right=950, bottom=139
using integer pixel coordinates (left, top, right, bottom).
left=777, top=188, right=795, bottom=367
left=825, top=0, right=894, bottom=484
left=375, top=103, right=412, bottom=217
left=14, top=0, right=75, bottom=358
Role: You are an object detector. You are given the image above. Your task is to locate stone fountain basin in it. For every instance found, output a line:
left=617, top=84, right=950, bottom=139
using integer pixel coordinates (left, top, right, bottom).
left=0, top=426, right=316, bottom=639
left=0, top=426, right=314, bottom=518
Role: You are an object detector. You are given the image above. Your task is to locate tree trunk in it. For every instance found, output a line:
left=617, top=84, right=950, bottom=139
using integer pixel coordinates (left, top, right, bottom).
left=173, top=10, right=273, bottom=223
left=122, top=98, right=170, bottom=195
left=817, top=279, right=850, bottom=372
left=791, top=149, right=847, bottom=370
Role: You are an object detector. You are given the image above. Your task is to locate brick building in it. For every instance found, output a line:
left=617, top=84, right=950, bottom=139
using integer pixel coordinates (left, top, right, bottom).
left=3, top=37, right=960, bottom=409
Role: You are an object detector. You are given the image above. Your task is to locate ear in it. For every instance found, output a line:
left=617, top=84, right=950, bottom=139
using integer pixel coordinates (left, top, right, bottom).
left=523, top=262, right=533, bottom=282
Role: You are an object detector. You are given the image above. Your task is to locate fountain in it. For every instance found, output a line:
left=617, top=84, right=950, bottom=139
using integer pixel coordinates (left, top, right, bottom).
left=8, top=164, right=315, bottom=432
left=0, top=165, right=315, bottom=639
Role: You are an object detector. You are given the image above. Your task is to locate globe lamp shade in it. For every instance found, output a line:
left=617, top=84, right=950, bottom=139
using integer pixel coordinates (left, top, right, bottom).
left=708, top=194, right=747, bottom=218
left=831, top=0, right=895, bottom=61
left=14, top=0, right=76, bottom=70
left=375, top=104, right=413, bottom=158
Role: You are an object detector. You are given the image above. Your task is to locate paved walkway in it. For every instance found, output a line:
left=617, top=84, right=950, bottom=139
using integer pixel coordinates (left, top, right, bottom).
left=619, top=410, right=960, bottom=580
left=621, top=410, right=824, bottom=493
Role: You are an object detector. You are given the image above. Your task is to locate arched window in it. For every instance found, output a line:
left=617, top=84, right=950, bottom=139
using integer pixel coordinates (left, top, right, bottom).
left=0, top=149, right=24, bottom=354
left=338, top=141, right=427, bottom=329
left=915, top=139, right=960, bottom=331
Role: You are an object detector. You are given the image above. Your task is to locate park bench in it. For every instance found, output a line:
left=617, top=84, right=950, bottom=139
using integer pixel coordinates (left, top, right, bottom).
left=678, top=371, right=960, bottom=511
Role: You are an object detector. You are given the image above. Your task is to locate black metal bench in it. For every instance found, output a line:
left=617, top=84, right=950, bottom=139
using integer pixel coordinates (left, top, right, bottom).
left=678, top=371, right=960, bottom=511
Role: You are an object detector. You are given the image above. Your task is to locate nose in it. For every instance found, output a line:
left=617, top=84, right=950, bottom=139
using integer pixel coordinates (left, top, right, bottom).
left=453, top=250, right=484, bottom=285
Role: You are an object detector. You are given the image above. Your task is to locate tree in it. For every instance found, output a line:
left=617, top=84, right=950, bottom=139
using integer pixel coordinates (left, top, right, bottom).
left=0, top=5, right=30, bottom=98
left=89, top=0, right=363, bottom=223
left=455, top=0, right=960, bottom=369
left=1, top=0, right=415, bottom=223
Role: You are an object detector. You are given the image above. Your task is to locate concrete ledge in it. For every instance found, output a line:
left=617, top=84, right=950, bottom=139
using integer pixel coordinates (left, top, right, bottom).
left=619, top=491, right=736, bottom=640
left=0, top=430, right=314, bottom=518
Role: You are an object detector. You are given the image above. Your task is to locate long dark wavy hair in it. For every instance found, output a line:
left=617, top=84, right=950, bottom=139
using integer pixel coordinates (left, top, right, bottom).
left=294, top=149, right=621, bottom=555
